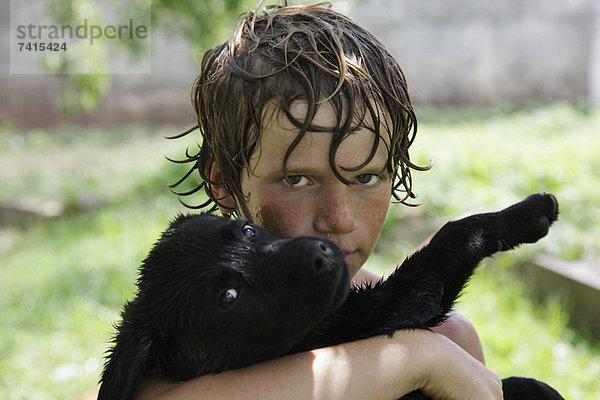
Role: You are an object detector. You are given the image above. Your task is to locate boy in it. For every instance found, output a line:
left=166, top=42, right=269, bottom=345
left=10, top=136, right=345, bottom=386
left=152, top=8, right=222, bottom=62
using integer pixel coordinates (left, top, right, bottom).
left=137, top=3, right=501, bottom=399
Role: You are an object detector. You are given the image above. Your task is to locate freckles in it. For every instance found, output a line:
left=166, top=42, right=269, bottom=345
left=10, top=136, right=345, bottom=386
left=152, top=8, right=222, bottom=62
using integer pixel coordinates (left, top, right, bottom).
left=374, top=192, right=390, bottom=219
left=365, top=187, right=392, bottom=234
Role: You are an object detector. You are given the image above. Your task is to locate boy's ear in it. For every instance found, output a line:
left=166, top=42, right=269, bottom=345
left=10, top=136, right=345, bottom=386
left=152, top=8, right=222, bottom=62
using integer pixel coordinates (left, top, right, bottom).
left=206, top=158, right=238, bottom=214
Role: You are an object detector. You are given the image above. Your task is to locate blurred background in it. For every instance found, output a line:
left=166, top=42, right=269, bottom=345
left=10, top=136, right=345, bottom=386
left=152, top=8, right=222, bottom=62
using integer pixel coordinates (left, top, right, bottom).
left=1, top=0, right=599, bottom=398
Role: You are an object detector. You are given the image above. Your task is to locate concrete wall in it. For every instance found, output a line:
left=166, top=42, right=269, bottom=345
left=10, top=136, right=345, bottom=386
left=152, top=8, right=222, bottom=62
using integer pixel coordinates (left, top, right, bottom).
left=0, top=0, right=199, bottom=128
left=589, top=1, right=600, bottom=105
left=351, top=0, right=597, bottom=105
left=1, top=0, right=598, bottom=128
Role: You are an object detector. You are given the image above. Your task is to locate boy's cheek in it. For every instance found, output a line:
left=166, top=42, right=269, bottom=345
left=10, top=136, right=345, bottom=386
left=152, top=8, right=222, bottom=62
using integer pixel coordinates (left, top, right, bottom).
left=252, top=202, right=286, bottom=233
left=248, top=197, right=309, bottom=237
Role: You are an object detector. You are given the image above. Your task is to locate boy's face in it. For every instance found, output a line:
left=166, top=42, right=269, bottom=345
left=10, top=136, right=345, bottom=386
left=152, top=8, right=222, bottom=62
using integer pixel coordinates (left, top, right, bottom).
left=234, top=101, right=392, bottom=277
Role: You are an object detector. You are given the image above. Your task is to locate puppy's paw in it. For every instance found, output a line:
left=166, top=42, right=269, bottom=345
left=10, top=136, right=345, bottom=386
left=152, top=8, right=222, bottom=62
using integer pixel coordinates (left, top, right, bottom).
left=497, top=193, right=559, bottom=250
left=524, top=192, right=559, bottom=224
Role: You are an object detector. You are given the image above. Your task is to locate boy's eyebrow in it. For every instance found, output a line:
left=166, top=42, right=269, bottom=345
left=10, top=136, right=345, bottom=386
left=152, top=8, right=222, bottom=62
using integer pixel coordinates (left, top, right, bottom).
left=265, top=159, right=389, bottom=177
left=275, top=166, right=321, bottom=176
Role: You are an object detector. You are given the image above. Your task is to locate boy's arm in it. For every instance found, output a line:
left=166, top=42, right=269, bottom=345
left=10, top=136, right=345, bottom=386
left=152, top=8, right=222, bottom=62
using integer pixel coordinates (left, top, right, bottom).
left=353, top=268, right=486, bottom=365
left=432, top=311, right=485, bottom=364
left=133, top=331, right=501, bottom=400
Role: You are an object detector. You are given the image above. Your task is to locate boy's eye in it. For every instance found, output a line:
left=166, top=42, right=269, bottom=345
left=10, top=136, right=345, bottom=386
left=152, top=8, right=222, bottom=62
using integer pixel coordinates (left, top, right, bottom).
left=355, top=174, right=379, bottom=186
left=283, top=175, right=310, bottom=187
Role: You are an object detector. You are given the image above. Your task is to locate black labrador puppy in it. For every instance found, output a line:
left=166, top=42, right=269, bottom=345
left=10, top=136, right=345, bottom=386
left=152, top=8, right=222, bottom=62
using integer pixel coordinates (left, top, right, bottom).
left=98, top=193, right=564, bottom=400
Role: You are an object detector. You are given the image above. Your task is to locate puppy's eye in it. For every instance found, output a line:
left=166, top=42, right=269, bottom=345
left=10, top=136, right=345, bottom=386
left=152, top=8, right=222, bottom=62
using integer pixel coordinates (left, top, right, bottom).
left=242, top=224, right=255, bottom=238
left=219, top=288, right=238, bottom=308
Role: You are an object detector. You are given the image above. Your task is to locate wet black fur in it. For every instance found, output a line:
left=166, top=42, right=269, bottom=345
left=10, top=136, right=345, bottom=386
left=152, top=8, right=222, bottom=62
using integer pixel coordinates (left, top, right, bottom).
left=99, top=193, right=564, bottom=400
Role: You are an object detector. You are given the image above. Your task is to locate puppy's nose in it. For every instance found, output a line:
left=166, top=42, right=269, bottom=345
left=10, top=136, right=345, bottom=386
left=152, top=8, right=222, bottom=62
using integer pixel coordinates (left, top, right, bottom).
left=311, top=240, right=336, bottom=273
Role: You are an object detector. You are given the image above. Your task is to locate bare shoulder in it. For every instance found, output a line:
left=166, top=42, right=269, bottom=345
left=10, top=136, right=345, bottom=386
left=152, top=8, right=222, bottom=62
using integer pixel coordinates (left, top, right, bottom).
left=433, top=311, right=485, bottom=364
left=351, top=268, right=382, bottom=287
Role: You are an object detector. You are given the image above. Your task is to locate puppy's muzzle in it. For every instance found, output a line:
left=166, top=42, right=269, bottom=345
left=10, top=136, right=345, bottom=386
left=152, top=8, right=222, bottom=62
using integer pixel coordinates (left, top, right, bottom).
left=309, top=240, right=337, bottom=274
left=280, top=236, right=345, bottom=277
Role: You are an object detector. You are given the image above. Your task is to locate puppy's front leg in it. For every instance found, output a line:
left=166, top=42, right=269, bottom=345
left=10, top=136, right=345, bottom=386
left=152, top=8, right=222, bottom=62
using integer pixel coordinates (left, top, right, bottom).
left=299, top=193, right=559, bottom=350
left=376, top=193, right=559, bottom=330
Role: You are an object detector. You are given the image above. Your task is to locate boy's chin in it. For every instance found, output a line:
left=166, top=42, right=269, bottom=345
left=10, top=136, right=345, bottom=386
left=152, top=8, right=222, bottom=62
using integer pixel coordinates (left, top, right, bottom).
left=344, top=252, right=364, bottom=276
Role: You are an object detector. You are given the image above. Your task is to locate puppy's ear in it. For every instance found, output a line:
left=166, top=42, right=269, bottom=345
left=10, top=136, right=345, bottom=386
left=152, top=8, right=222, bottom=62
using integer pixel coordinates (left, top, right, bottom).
left=165, top=213, right=193, bottom=234
left=98, top=332, right=152, bottom=400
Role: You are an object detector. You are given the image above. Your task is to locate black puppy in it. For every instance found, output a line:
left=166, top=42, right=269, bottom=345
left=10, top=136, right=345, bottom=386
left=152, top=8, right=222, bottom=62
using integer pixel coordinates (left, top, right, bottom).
left=98, top=193, right=564, bottom=400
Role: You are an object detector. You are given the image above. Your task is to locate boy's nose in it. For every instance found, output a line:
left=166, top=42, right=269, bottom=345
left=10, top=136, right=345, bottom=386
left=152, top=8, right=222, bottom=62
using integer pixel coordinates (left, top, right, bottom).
left=313, top=188, right=358, bottom=235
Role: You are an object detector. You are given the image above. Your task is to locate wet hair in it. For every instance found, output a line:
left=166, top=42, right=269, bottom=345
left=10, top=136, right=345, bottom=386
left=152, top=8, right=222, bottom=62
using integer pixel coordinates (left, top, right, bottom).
left=168, top=1, right=430, bottom=219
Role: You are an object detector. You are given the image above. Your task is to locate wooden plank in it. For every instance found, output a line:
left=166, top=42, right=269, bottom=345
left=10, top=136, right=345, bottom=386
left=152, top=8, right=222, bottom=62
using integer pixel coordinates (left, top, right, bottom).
left=516, top=255, right=600, bottom=338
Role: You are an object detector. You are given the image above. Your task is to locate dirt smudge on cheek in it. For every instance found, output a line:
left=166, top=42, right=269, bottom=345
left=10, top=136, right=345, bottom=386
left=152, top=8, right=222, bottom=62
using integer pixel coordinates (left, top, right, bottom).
left=254, top=202, right=285, bottom=234
left=254, top=200, right=308, bottom=237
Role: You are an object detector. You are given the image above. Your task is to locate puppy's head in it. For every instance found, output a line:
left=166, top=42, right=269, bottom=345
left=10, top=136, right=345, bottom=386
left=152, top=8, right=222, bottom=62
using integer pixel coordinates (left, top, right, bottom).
left=135, top=213, right=350, bottom=375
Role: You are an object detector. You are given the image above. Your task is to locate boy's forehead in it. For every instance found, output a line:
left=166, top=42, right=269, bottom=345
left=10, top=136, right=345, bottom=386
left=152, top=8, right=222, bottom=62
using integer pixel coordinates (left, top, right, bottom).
left=265, top=100, right=387, bottom=131
left=249, top=100, right=391, bottom=174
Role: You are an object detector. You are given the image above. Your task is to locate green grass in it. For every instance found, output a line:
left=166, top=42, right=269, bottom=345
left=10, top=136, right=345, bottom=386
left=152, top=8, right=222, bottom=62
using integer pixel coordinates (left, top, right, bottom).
left=1, top=123, right=197, bottom=398
left=1, top=103, right=599, bottom=399
left=407, top=102, right=600, bottom=261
